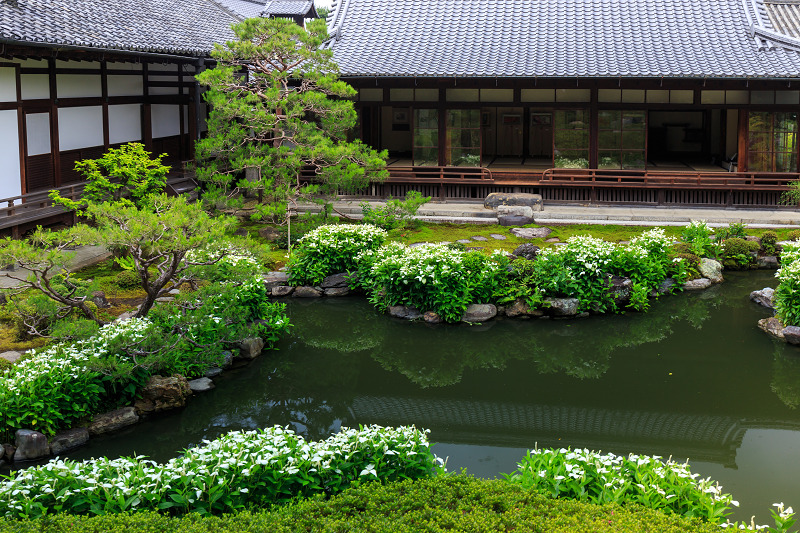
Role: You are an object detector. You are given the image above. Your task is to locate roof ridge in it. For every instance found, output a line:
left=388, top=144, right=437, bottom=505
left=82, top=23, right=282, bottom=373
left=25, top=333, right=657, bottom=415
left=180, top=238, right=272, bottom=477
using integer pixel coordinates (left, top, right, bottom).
left=205, top=0, right=247, bottom=22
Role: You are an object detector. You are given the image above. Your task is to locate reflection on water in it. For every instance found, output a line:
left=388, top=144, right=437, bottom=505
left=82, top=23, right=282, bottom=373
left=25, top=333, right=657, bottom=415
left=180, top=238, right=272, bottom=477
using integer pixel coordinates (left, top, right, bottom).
left=69, top=271, right=800, bottom=520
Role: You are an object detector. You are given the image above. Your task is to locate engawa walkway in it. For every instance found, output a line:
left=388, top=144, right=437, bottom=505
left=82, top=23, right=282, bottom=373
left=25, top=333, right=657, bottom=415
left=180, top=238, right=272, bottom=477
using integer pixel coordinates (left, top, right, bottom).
left=297, top=200, right=800, bottom=228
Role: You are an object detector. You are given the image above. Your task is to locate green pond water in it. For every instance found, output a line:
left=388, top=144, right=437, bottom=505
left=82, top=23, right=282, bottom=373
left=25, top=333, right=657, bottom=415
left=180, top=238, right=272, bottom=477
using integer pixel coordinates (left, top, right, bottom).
left=69, top=270, right=800, bottom=521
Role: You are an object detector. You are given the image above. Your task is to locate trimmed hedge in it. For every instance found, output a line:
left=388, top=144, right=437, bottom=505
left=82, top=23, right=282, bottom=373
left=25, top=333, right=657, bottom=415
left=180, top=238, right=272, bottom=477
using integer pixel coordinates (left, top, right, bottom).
left=0, top=476, right=722, bottom=533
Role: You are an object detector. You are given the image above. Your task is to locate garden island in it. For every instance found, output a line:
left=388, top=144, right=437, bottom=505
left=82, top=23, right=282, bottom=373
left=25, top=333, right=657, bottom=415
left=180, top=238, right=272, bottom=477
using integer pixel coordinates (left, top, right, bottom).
left=0, top=0, right=799, bottom=531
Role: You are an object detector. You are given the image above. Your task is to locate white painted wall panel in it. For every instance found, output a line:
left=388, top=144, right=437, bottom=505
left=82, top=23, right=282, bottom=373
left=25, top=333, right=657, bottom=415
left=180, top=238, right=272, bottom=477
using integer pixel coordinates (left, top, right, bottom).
left=107, top=62, right=142, bottom=71
left=151, top=104, right=180, bottom=138
left=108, top=104, right=142, bottom=144
left=107, top=75, right=143, bottom=97
left=20, top=74, right=49, bottom=100
left=149, top=86, right=179, bottom=95
left=58, top=106, right=103, bottom=150
left=0, top=67, right=16, bottom=102
left=57, top=74, right=102, bottom=98
left=0, top=110, right=22, bottom=198
left=56, top=60, right=100, bottom=69
left=25, top=113, right=51, bottom=156
left=148, top=64, right=177, bottom=72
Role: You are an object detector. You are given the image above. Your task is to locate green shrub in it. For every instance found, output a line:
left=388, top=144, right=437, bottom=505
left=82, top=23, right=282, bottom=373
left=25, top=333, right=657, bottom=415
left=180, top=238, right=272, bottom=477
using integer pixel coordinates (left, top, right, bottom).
left=360, top=191, right=431, bottom=230
left=761, top=230, right=779, bottom=255
left=670, top=252, right=701, bottom=280
left=0, top=425, right=443, bottom=518
left=671, top=242, right=695, bottom=255
left=775, top=243, right=800, bottom=326
left=114, top=269, right=141, bottom=289
left=714, top=222, right=748, bottom=242
left=719, top=238, right=759, bottom=270
left=680, top=221, right=716, bottom=257
left=504, top=447, right=738, bottom=523
left=788, top=230, right=800, bottom=242
left=288, top=224, right=388, bottom=285
left=0, top=476, right=727, bottom=533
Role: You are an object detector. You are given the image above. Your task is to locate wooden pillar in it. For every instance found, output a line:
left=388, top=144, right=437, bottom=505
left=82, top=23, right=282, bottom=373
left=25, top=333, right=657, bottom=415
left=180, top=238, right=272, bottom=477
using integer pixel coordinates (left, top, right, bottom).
left=101, top=60, right=109, bottom=149
left=437, top=87, right=446, bottom=166
left=738, top=109, right=748, bottom=172
left=48, top=58, right=61, bottom=187
left=14, top=63, right=26, bottom=195
left=142, top=63, right=152, bottom=151
left=589, top=87, right=598, bottom=169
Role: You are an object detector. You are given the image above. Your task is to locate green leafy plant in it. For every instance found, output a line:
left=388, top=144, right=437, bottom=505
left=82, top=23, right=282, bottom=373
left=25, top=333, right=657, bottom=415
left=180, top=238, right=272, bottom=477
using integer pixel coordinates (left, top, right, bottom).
left=775, top=243, right=800, bottom=326
left=714, top=222, right=748, bottom=242
left=360, top=191, right=431, bottom=230
left=719, top=238, right=759, bottom=270
left=761, top=231, right=778, bottom=256
left=50, top=143, right=169, bottom=212
left=680, top=221, right=716, bottom=258
left=787, top=230, right=800, bottom=242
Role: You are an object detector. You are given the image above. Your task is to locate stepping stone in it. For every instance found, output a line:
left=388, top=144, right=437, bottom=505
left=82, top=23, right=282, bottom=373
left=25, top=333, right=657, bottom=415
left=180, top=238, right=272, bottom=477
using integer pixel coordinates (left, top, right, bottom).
left=545, top=237, right=560, bottom=243
left=0, top=351, right=22, bottom=364
left=456, top=239, right=471, bottom=244
left=489, top=234, right=507, bottom=240
left=511, top=227, right=552, bottom=239
left=409, top=242, right=427, bottom=248
left=553, top=242, right=567, bottom=246
left=471, top=236, right=488, bottom=241
left=466, top=246, right=484, bottom=251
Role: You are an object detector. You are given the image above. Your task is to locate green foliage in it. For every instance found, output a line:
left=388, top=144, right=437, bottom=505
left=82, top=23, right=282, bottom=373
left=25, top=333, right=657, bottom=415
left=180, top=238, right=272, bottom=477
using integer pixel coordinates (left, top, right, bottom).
left=50, top=143, right=169, bottom=212
left=504, top=447, right=738, bottom=524
left=788, top=230, right=800, bottom=242
left=781, top=179, right=800, bottom=206
left=360, top=191, right=431, bottom=230
left=714, top=222, right=748, bottom=242
left=680, top=221, right=716, bottom=258
left=194, top=17, right=387, bottom=221
left=496, top=258, right=549, bottom=310
left=0, top=426, right=442, bottom=518
left=670, top=252, right=701, bottom=280
left=719, top=238, right=759, bottom=270
left=114, top=269, right=141, bottom=289
left=0, top=476, right=727, bottom=533
left=775, top=243, right=800, bottom=326
left=761, top=231, right=779, bottom=256
left=287, top=224, right=387, bottom=285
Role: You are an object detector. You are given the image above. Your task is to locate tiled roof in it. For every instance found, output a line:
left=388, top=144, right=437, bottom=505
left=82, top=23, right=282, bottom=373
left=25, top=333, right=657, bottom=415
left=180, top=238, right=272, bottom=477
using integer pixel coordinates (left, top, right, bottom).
left=262, top=0, right=317, bottom=17
left=0, top=0, right=239, bottom=57
left=755, top=0, right=800, bottom=49
left=326, top=0, right=800, bottom=79
left=216, top=0, right=266, bottom=19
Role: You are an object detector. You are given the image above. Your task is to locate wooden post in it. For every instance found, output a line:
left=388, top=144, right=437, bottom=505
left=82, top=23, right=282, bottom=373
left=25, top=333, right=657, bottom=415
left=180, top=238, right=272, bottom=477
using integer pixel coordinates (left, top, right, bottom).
left=48, top=58, right=61, bottom=187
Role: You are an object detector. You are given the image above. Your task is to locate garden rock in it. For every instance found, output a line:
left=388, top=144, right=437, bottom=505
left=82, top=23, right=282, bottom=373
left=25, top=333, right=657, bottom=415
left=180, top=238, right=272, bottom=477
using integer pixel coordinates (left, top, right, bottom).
left=188, top=377, right=215, bottom=392
left=388, top=305, right=423, bottom=320
left=134, top=376, right=192, bottom=416
left=499, top=215, right=533, bottom=227
left=271, top=285, right=294, bottom=297
left=237, top=337, right=265, bottom=359
left=324, top=287, right=350, bottom=297
left=0, top=351, right=22, bottom=364
left=683, top=278, right=712, bottom=290
left=750, top=287, right=775, bottom=310
left=321, top=273, right=350, bottom=289
left=117, top=310, right=137, bottom=321
left=650, top=278, right=675, bottom=297
left=14, top=430, right=49, bottom=461
left=757, top=256, right=779, bottom=269
left=3, top=444, right=15, bottom=461
left=292, top=286, right=323, bottom=298
left=606, top=276, right=632, bottom=306
left=257, top=227, right=282, bottom=242
left=545, top=237, right=560, bottom=243
left=263, top=271, right=290, bottom=290
left=423, top=311, right=442, bottom=324
left=471, top=236, right=488, bottom=242
left=489, top=234, right=507, bottom=240
left=497, top=205, right=535, bottom=218
left=544, top=297, right=579, bottom=317
left=220, top=351, right=234, bottom=368
left=89, top=407, right=140, bottom=435
left=456, top=239, right=471, bottom=244
left=461, top=304, right=497, bottom=322
left=91, top=291, right=111, bottom=308
left=50, top=428, right=89, bottom=455
left=155, top=296, right=174, bottom=303
left=758, top=317, right=786, bottom=340
left=505, top=298, right=544, bottom=318
left=783, top=326, right=800, bottom=345
left=168, top=288, right=180, bottom=295
left=205, top=367, right=223, bottom=378
left=510, top=227, right=552, bottom=239
left=484, top=192, right=543, bottom=211
left=699, top=258, right=724, bottom=283
left=511, top=243, right=540, bottom=260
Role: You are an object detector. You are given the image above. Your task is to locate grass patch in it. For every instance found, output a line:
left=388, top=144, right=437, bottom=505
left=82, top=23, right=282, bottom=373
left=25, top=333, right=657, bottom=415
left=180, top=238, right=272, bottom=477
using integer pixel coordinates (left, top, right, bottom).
left=0, top=476, right=723, bottom=533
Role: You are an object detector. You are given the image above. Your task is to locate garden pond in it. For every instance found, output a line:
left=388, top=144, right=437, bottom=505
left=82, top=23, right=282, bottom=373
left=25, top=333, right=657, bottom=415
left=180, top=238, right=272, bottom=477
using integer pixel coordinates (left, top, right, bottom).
left=66, top=270, right=798, bottom=521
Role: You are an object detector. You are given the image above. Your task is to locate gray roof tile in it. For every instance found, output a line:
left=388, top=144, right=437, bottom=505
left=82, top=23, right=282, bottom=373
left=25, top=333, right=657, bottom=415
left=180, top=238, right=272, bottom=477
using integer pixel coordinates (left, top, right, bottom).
left=216, top=0, right=265, bottom=19
left=327, top=0, right=800, bottom=79
left=0, top=0, right=239, bottom=57
left=262, top=0, right=316, bottom=16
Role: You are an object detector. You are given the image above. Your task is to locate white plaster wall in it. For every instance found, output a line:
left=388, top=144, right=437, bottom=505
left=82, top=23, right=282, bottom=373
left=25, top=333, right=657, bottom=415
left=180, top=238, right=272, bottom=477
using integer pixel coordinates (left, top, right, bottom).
left=200, top=103, right=208, bottom=133
left=58, top=106, right=103, bottom=150
left=151, top=104, right=180, bottom=138
left=25, top=113, right=51, bottom=156
left=108, top=104, right=142, bottom=144
left=148, top=64, right=177, bottom=72
left=0, top=110, right=22, bottom=198
left=20, top=74, right=49, bottom=100
left=57, top=74, right=102, bottom=98
left=107, top=75, right=143, bottom=97
left=107, top=62, right=142, bottom=71
left=55, top=60, right=100, bottom=69
left=0, top=67, right=17, bottom=102
left=148, top=75, right=179, bottom=96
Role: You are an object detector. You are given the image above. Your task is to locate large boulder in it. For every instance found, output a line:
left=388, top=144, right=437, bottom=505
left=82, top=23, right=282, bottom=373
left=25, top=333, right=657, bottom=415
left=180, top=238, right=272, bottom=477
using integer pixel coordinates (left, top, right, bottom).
left=461, top=304, right=497, bottom=323
left=388, top=306, right=423, bottom=320
left=750, top=287, right=775, bottom=310
left=484, top=192, right=543, bottom=211
left=14, top=429, right=50, bottom=461
left=89, top=407, right=139, bottom=436
left=757, top=256, right=779, bottom=269
left=0, top=351, right=22, bottom=364
left=497, top=205, right=535, bottom=218
left=545, top=297, right=580, bottom=317
left=699, top=259, right=724, bottom=284
left=321, top=273, right=351, bottom=289
left=271, top=285, right=294, bottom=297
left=324, top=287, right=351, bottom=297
left=134, top=375, right=192, bottom=416
left=783, top=326, right=800, bottom=345
left=292, top=286, right=323, bottom=298
left=50, top=428, right=89, bottom=455
left=759, top=317, right=786, bottom=340
left=606, top=275, right=632, bottom=306
left=683, top=278, right=712, bottom=290
left=263, top=272, right=290, bottom=290
left=423, top=311, right=442, bottom=324
left=499, top=215, right=533, bottom=227
left=505, top=298, right=544, bottom=318
left=511, top=243, right=540, bottom=260
left=510, top=227, right=552, bottom=240
left=237, top=337, right=265, bottom=359
left=257, top=227, right=282, bottom=242
left=91, top=291, right=112, bottom=309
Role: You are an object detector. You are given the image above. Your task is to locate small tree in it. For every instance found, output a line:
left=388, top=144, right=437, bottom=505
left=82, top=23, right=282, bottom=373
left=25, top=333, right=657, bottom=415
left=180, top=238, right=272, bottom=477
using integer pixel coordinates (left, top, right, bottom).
left=50, top=143, right=170, bottom=212
left=84, top=195, right=238, bottom=317
left=195, top=17, right=387, bottom=221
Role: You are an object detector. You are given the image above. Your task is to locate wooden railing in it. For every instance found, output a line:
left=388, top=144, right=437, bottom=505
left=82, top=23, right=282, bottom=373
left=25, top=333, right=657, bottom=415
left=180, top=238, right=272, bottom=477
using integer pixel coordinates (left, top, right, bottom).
left=539, top=168, right=799, bottom=190
left=386, top=166, right=494, bottom=182
left=0, top=183, right=86, bottom=237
